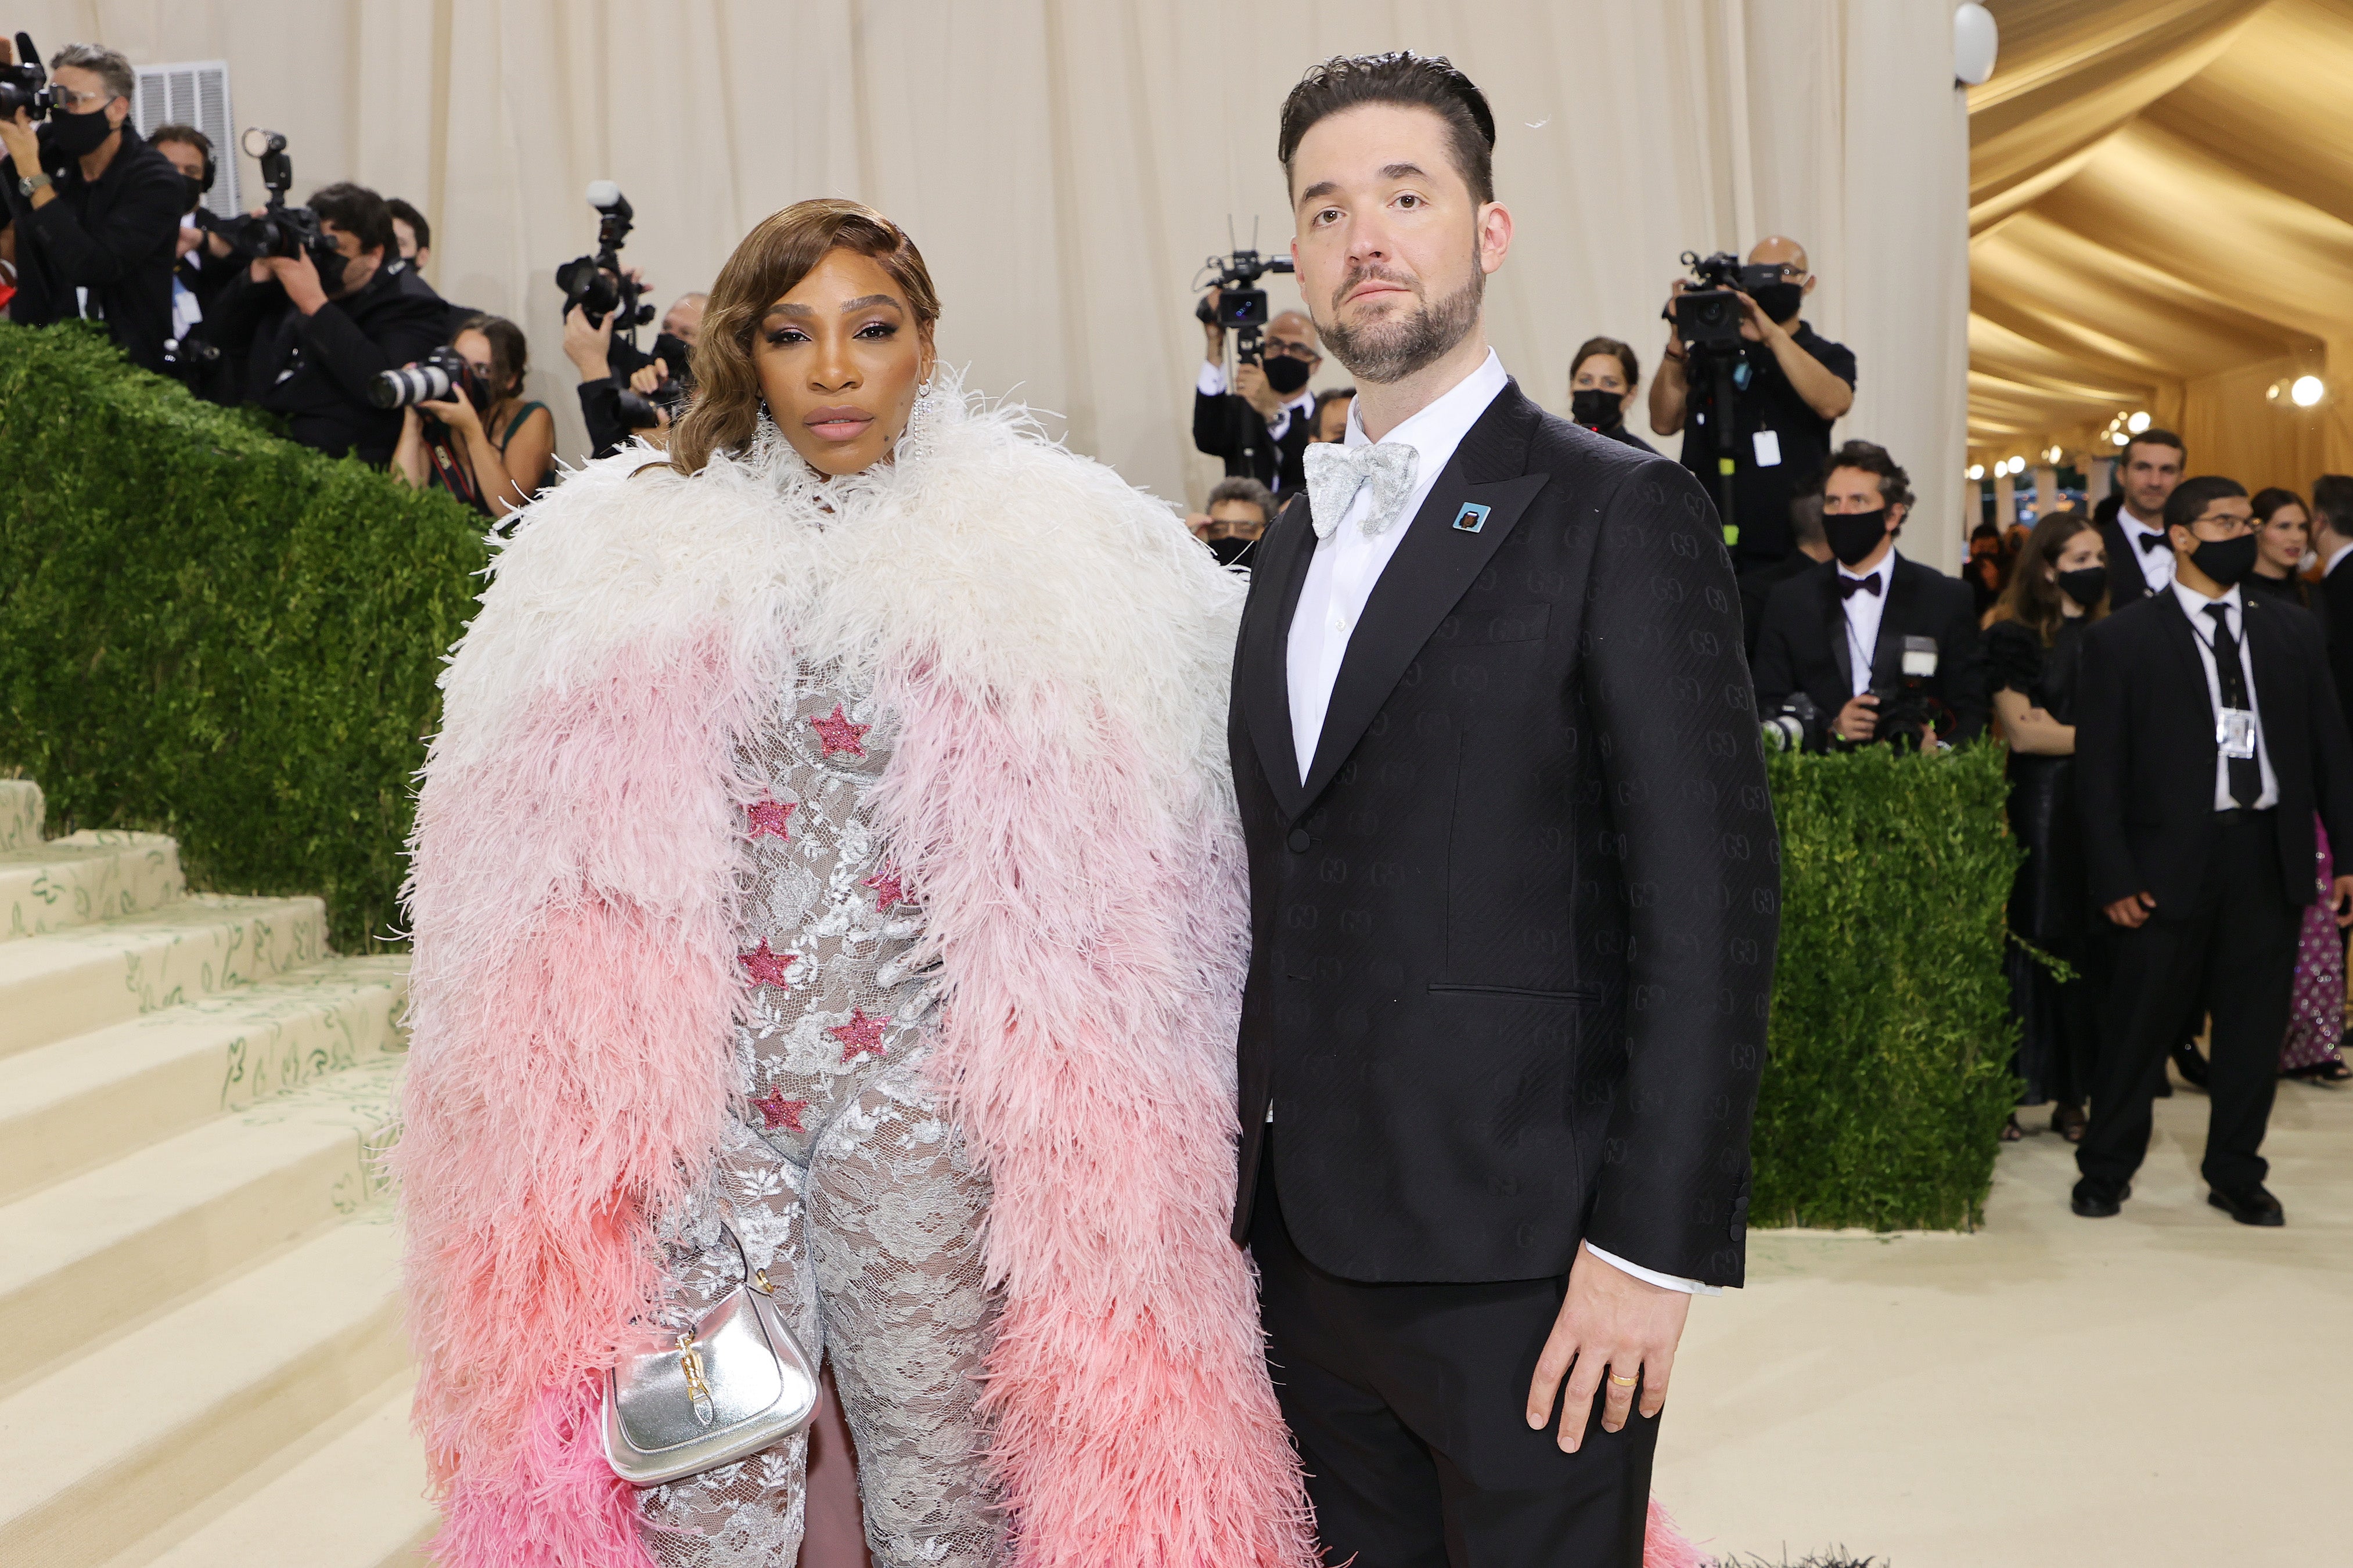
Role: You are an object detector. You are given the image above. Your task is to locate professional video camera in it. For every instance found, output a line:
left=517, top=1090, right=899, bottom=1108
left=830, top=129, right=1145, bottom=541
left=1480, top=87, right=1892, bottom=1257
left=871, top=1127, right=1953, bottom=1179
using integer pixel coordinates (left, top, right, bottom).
left=1760, top=691, right=1826, bottom=754
left=1671, top=250, right=1784, bottom=352
left=555, top=181, right=654, bottom=334
left=368, top=344, right=489, bottom=413
left=213, top=129, right=329, bottom=264
left=0, top=32, right=57, bottom=120
left=1194, top=232, right=1296, bottom=366
left=1869, top=636, right=1952, bottom=754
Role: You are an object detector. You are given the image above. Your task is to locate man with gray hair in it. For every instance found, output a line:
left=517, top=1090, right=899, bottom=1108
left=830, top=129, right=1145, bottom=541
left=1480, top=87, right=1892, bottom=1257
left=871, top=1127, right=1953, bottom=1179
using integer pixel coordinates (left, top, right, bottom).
left=0, top=39, right=185, bottom=371
left=1196, top=297, right=1323, bottom=493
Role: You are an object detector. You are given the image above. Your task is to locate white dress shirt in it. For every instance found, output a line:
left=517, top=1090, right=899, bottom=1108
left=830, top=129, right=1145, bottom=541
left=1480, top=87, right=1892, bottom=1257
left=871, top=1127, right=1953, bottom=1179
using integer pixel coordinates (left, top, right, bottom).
left=1277, top=347, right=1715, bottom=1298
left=2121, top=506, right=2175, bottom=595
left=1198, top=359, right=1318, bottom=446
left=1836, top=556, right=1891, bottom=698
left=2170, top=580, right=2278, bottom=810
left=2326, top=539, right=2353, bottom=579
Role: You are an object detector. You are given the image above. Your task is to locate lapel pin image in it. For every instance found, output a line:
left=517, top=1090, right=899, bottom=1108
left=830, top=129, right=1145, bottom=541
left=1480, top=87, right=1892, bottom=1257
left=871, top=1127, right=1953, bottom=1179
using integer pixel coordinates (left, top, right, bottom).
left=1452, top=502, right=1492, bottom=534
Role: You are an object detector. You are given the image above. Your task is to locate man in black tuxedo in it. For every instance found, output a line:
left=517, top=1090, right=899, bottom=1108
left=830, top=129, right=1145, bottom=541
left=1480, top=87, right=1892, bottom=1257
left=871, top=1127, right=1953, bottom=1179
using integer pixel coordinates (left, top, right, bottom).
left=1739, top=488, right=1830, bottom=661
left=2312, top=474, right=2353, bottom=742
left=1196, top=301, right=1322, bottom=493
left=1749, top=441, right=1988, bottom=751
left=2072, top=475, right=2353, bottom=1227
left=2097, top=429, right=2186, bottom=609
left=1229, top=53, right=1778, bottom=1567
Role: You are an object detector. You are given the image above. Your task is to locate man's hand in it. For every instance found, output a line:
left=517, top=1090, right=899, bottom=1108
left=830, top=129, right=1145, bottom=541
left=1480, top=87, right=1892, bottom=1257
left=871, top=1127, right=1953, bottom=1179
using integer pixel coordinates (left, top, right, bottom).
left=1733, top=290, right=1788, bottom=347
left=175, top=225, right=204, bottom=261
left=563, top=303, right=614, bottom=380
left=1659, top=277, right=1689, bottom=356
left=628, top=359, right=674, bottom=429
left=2104, top=891, right=2157, bottom=929
left=264, top=247, right=329, bottom=315
left=1528, top=1243, right=1690, bottom=1451
left=2332, top=874, right=2353, bottom=929
left=1834, top=694, right=1879, bottom=744
left=1203, top=286, right=1225, bottom=361
left=0, top=107, right=41, bottom=182
left=1233, top=361, right=1283, bottom=419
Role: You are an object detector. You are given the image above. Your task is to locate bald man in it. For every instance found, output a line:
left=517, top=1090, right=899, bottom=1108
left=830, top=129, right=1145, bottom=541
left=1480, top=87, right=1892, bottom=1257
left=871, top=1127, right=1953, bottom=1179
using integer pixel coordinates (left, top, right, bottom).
left=1649, top=236, right=1857, bottom=569
left=1196, top=295, right=1323, bottom=493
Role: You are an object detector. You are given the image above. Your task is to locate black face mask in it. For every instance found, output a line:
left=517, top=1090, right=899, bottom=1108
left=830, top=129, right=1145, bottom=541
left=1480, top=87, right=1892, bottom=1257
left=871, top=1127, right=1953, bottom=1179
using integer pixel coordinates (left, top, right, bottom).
left=312, top=245, right=350, bottom=297
left=2188, top=532, right=2258, bottom=589
left=1751, top=280, right=1804, bottom=325
left=652, top=331, right=694, bottom=385
left=44, top=104, right=117, bottom=159
left=180, top=174, right=208, bottom=214
left=1261, top=354, right=1313, bottom=396
left=2056, top=566, right=2108, bottom=609
left=1823, top=507, right=1890, bottom=567
left=1208, top=534, right=1258, bottom=567
left=1570, top=388, right=1623, bottom=430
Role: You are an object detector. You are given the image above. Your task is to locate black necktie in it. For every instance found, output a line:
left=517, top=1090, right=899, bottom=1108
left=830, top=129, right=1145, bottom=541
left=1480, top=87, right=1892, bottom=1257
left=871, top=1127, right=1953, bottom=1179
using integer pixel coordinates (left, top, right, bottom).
left=2204, top=603, right=2261, bottom=808
left=1836, top=572, right=1883, bottom=600
left=2138, top=531, right=2170, bottom=554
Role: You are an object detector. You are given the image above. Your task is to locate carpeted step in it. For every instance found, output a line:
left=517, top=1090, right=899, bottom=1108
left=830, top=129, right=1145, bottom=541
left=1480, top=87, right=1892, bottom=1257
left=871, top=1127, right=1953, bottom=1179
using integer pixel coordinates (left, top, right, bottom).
left=0, top=893, right=325, bottom=1058
left=0, top=1052, right=402, bottom=1387
left=0, top=780, right=39, bottom=852
left=136, top=1376, right=437, bottom=1568
left=0, top=1215, right=407, bottom=1568
left=0, top=828, right=184, bottom=941
left=0, top=956, right=409, bottom=1204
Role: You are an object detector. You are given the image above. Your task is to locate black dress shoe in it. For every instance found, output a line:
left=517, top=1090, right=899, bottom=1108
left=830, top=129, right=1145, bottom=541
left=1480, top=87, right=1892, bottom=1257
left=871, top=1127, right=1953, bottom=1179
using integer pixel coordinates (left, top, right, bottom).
left=2207, top=1185, right=2285, bottom=1226
left=2172, top=1038, right=2211, bottom=1090
left=2071, top=1180, right=2129, bottom=1217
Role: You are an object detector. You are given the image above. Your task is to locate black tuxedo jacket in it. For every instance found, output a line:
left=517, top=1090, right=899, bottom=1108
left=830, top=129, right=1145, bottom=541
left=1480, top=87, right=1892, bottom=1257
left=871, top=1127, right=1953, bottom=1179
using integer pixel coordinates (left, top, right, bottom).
left=1195, top=387, right=1312, bottom=492
left=1226, top=380, right=1779, bottom=1288
left=2075, top=590, right=2353, bottom=914
left=1748, top=555, right=1989, bottom=747
left=2100, top=517, right=2160, bottom=608
left=2321, top=553, right=2353, bottom=745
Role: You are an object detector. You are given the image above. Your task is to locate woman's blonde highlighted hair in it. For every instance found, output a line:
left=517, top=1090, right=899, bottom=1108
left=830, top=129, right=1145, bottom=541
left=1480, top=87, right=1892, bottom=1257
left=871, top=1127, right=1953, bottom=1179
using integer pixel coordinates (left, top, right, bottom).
left=668, top=199, right=940, bottom=476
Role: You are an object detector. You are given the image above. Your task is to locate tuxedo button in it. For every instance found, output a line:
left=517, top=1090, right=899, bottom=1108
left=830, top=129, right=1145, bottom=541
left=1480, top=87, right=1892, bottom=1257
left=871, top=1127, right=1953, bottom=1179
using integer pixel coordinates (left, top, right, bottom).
left=1287, top=828, right=1312, bottom=853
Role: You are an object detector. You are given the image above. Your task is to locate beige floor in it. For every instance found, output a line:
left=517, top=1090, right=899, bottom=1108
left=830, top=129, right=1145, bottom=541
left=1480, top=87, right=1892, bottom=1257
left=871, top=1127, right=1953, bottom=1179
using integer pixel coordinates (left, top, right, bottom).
left=1657, top=1070, right=2353, bottom=1567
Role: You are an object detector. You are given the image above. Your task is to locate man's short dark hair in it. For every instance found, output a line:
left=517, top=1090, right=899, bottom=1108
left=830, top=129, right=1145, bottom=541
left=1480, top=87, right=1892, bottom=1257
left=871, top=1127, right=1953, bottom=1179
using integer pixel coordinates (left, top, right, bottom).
left=150, top=122, right=214, bottom=179
left=308, top=183, right=397, bottom=257
left=49, top=43, right=134, bottom=102
left=385, top=197, right=431, bottom=255
left=2121, top=427, right=2185, bottom=467
left=2311, top=474, right=2353, bottom=536
left=1207, top=476, right=1275, bottom=524
left=1278, top=53, right=1496, bottom=206
left=1788, top=489, right=1826, bottom=549
left=1823, top=439, right=1913, bottom=512
left=2163, top=474, right=2248, bottom=532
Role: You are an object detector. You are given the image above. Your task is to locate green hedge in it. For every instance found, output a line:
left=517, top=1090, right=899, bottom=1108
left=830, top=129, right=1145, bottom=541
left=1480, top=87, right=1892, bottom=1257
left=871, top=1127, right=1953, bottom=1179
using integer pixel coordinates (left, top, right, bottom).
left=1755, top=741, right=2021, bottom=1231
left=0, top=322, right=488, bottom=951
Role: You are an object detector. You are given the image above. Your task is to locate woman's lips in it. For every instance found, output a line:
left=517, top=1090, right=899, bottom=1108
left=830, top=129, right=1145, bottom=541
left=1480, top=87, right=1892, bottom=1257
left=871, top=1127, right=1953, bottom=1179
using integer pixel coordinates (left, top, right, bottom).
left=803, top=405, right=874, bottom=441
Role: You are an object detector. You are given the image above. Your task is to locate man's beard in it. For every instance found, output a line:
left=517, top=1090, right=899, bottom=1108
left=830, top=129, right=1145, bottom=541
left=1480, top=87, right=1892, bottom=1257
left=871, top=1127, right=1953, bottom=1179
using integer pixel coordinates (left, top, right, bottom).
left=1317, top=254, right=1484, bottom=385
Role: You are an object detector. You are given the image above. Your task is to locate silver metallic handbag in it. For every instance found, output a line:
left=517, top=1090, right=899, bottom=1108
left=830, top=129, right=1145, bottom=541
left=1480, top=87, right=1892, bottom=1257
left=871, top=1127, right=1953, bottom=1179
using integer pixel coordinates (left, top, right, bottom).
left=602, top=1223, right=820, bottom=1486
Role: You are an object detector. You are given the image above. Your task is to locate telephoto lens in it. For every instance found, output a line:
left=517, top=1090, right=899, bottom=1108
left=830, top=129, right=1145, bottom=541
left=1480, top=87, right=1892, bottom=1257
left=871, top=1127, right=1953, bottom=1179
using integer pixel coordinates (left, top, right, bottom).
left=368, top=347, right=472, bottom=410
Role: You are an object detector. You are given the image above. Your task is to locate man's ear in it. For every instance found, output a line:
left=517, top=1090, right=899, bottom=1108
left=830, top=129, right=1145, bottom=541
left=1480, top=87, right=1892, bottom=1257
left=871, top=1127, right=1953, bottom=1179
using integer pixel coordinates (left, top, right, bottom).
left=1801, top=273, right=1817, bottom=298
left=1887, top=503, right=1908, bottom=533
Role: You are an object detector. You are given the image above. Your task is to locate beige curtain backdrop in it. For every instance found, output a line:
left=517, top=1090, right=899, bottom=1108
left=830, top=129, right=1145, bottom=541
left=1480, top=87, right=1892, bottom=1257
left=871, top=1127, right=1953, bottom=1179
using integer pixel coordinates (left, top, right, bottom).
left=1969, top=0, right=2353, bottom=491
left=27, top=0, right=1969, bottom=567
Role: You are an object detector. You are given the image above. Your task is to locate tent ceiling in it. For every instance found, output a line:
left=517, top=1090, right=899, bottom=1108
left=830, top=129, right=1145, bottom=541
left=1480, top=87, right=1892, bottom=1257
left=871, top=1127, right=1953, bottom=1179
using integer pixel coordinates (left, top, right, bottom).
left=1968, top=0, right=2352, bottom=473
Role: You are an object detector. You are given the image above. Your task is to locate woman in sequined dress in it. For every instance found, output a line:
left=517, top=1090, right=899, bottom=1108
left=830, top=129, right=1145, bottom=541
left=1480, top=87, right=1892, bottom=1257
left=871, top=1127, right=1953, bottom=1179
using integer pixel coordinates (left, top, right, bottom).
left=400, top=201, right=1315, bottom=1568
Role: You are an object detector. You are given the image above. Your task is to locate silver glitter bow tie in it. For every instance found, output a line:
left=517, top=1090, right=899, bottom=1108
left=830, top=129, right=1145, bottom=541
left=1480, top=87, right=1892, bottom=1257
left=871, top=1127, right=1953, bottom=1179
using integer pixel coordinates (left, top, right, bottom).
left=1304, top=439, right=1421, bottom=540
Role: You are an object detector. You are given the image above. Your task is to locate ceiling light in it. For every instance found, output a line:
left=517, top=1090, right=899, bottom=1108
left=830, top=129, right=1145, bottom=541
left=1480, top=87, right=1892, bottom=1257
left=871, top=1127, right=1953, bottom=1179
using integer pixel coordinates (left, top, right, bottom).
left=2268, top=382, right=2283, bottom=402
left=2046, top=446, right=2063, bottom=463
left=2127, top=410, right=2151, bottom=434
left=2293, top=374, right=2325, bottom=408
left=1967, top=464, right=1984, bottom=481
left=2112, top=431, right=2129, bottom=446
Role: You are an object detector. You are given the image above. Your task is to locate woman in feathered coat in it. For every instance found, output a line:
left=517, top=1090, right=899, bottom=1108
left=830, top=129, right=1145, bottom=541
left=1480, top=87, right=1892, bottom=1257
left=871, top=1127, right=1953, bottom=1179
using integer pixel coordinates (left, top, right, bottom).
left=397, top=199, right=1315, bottom=1568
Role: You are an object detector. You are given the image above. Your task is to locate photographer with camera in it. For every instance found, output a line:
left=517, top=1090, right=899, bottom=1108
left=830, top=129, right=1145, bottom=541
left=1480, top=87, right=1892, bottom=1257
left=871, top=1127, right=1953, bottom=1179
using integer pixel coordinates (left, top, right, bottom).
left=0, top=38, right=185, bottom=373
left=564, top=287, right=701, bottom=457
left=204, top=174, right=451, bottom=464
left=1196, top=293, right=1321, bottom=492
left=1649, top=237, right=1855, bottom=569
left=389, top=312, right=553, bottom=521
left=1751, top=439, right=1986, bottom=752
left=1185, top=474, right=1273, bottom=569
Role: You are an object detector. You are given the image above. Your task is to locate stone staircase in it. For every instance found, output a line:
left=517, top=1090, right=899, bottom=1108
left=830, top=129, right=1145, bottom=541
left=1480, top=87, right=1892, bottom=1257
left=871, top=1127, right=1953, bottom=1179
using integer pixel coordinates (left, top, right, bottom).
left=0, top=780, right=436, bottom=1568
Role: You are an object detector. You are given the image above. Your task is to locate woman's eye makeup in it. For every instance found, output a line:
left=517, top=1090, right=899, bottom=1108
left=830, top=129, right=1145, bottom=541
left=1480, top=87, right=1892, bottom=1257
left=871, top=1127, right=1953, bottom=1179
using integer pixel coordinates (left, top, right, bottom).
left=855, top=320, right=897, bottom=339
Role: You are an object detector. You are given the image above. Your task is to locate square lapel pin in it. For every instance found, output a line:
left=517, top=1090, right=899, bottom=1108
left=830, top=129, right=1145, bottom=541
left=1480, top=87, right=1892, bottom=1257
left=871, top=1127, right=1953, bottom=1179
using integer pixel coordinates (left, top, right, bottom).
left=1452, top=502, right=1492, bottom=534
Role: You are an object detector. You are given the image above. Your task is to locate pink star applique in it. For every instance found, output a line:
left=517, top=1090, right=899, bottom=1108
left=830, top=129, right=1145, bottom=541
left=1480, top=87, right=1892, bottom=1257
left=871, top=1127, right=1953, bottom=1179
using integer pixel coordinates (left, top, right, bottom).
left=809, top=704, right=872, bottom=759
left=753, top=1088, right=808, bottom=1133
left=739, top=939, right=797, bottom=988
left=830, top=1007, right=891, bottom=1064
left=746, top=799, right=796, bottom=839
left=864, top=868, right=906, bottom=912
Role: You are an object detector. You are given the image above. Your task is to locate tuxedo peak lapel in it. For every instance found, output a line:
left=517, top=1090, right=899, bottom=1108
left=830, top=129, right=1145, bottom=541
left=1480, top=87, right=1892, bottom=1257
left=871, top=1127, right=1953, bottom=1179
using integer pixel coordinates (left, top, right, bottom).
left=1240, top=492, right=1316, bottom=819
left=1296, top=385, right=1550, bottom=809
left=1821, top=569, right=1853, bottom=697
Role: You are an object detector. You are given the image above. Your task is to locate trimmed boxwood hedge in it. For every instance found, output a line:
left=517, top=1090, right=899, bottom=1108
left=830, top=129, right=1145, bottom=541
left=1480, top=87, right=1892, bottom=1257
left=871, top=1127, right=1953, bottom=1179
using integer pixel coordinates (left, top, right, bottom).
left=1756, top=741, right=2021, bottom=1231
left=0, top=323, right=2017, bottom=1227
left=0, top=322, right=487, bottom=952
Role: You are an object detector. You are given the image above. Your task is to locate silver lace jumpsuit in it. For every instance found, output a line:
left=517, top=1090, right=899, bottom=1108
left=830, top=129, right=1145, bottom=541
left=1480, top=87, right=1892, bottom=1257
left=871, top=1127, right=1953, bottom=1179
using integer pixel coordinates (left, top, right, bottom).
left=636, top=671, right=1002, bottom=1567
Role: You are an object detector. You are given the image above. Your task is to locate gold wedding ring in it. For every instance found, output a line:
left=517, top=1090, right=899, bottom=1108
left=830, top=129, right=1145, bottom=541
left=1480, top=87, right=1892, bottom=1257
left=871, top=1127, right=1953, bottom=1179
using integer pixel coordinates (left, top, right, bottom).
left=1607, top=1373, right=1639, bottom=1387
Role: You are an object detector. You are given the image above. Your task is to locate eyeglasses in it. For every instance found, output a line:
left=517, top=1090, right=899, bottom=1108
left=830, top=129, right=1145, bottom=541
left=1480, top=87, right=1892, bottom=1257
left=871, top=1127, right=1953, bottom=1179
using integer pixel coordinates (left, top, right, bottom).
left=1264, top=340, right=1321, bottom=362
left=51, top=86, right=117, bottom=111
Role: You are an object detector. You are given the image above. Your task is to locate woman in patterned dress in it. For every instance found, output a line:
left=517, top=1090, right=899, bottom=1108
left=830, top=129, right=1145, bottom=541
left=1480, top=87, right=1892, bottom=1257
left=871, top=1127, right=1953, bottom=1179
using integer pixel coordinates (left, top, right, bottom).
left=398, top=201, right=1315, bottom=1568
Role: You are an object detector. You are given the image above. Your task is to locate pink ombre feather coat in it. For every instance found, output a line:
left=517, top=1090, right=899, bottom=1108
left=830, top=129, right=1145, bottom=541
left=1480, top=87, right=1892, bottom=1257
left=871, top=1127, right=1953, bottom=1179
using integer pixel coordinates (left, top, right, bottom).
left=397, top=389, right=1317, bottom=1567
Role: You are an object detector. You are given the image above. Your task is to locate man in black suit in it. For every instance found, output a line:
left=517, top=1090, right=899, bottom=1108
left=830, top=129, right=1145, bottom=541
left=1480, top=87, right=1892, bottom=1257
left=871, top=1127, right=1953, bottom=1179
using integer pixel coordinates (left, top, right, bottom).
left=2073, top=475, right=2353, bottom=1227
left=1739, top=486, right=1831, bottom=661
left=1229, top=53, right=1778, bottom=1566
left=2311, top=475, right=2353, bottom=744
left=1749, top=441, right=1988, bottom=750
left=1196, top=301, right=1322, bottom=493
left=2097, top=428, right=2186, bottom=609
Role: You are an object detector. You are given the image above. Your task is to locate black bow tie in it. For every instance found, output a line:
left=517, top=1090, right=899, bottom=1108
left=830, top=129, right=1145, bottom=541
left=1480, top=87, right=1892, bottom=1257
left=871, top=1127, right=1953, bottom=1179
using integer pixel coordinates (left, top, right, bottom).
left=1837, top=572, right=1883, bottom=600
left=2137, top=531, right=2170, bottom=554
